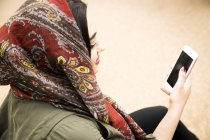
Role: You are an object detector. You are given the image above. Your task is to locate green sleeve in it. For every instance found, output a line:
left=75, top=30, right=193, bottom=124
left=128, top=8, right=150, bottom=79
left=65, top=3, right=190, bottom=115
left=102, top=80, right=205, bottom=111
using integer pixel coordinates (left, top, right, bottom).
left=46, top=116, right=105, bottom=140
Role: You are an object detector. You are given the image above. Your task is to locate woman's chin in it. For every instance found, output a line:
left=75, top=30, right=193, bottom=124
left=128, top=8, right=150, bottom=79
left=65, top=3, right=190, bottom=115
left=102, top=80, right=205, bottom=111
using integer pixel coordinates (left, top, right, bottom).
left=94, top=68, right=98, bottom=74
left=91, top=61, right=98, bottom=74
left=93, top=66, right=98, bottom=74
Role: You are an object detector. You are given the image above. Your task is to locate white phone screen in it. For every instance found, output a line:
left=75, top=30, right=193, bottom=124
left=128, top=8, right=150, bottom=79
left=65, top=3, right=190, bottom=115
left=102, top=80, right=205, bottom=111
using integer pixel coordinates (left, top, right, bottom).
left=167, top=51, right=193, bottom=87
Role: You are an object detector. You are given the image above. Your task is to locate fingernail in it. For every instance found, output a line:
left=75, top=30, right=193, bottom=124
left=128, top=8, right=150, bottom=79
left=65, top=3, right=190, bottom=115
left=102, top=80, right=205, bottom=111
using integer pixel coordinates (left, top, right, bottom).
left=180, top=67, right=186, bottom=75
left=181, top=67, right=185, bottom=72
left=184, top=67, right=187, bottom=73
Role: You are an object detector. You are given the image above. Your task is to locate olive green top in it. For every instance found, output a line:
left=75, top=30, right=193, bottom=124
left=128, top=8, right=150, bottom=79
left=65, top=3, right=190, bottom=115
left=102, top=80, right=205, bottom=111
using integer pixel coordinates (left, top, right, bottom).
left=0, top=90, right=156, bottom=140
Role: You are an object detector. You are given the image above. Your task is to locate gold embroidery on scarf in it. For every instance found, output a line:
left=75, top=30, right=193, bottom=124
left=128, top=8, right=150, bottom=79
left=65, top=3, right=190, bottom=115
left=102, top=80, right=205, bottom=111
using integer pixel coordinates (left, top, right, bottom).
left=69, top=58, right=78, bottom=67
left=79, top=84, right=87, bottom=93
left=107, top=98, right=115, bottom=104
left=0, top=40, right=9, bottom=57
left=48, top=11, right=57, bottom=19
left=20, top=59, right=35, bottom=69
left=57, top=56, right=67, bottom=64
left=83, top=80, right=93, bottom=90
left=103, top=116, right=109, bottom=124
left=69, top=60, right=76, bottom=66
left=74, top=66, right=90, bottom=73
left=83, top=75, right=94, bottom=82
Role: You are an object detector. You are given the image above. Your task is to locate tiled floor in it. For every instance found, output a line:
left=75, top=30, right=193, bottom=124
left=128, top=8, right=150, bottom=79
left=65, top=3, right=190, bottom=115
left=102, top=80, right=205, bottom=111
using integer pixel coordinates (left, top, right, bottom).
left=1, top=0, right=210, bottom=139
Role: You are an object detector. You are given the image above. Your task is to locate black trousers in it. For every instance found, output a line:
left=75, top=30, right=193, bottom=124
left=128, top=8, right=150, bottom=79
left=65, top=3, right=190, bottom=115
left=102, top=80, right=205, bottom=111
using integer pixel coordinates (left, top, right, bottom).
left=130, top=106, right=199, bottom=140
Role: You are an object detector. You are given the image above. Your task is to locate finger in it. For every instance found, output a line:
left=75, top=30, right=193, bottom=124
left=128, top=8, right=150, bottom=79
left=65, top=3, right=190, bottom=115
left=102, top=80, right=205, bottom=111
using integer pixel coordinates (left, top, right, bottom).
left=174, top=67, right=186, bottom=88
left=183, top=75, right=192, bottom=100
left=160, top=85, right=170, bottom=95
left=185, top=74, right=191, bottom=87
left=184, top=74, right=191, bottom=94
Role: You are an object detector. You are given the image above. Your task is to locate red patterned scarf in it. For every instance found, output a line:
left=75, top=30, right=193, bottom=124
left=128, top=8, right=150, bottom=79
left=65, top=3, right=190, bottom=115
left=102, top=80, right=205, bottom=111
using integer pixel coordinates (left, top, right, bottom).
left=0, top=0, right=146, bottom=139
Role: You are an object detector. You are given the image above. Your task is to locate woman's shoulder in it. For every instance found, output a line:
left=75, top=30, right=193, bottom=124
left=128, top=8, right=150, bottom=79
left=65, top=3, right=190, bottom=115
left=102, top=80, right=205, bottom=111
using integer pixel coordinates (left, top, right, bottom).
left=4, top=91, right=104, bottom=140
left=0, top=91, right=76, bottom=139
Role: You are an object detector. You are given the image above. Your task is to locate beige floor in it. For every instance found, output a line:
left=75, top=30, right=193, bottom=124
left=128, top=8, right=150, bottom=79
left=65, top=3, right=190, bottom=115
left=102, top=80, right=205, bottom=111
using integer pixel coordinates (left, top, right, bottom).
left=0, top=0, right=210, bottom=139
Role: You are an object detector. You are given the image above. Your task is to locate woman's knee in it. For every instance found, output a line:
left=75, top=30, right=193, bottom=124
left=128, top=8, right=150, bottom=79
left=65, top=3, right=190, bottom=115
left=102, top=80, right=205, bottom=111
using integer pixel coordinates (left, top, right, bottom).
left=130, top=106, right=168, bottom=118
left=129, top=106, right=168, bottom=133
left=154, top=106, right=168, bottom=113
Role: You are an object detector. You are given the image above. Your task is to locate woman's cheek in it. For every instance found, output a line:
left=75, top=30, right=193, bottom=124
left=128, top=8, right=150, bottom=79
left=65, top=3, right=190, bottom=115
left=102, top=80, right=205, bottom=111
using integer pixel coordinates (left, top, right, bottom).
left=91, top=50, right=97, bottom=63
left=91, top=60, right=97, bottom=74
left=91, top=49, right=98, bottom=74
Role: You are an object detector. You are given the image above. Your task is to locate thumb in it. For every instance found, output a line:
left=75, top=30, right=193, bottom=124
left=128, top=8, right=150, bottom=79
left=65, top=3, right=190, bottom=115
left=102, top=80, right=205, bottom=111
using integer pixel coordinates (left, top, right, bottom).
left=175, top=67, right=186, bottom=88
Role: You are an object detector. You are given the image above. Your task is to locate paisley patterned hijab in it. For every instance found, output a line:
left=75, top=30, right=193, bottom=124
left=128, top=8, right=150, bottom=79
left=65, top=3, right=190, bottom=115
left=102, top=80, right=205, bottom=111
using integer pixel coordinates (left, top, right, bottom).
left=0, top=0, right=146, bottom=139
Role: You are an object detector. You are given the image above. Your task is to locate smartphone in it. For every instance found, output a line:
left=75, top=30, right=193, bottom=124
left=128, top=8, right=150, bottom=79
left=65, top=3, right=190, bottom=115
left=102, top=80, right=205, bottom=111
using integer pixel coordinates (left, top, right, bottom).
left=165, top=46, right=198, bottom=93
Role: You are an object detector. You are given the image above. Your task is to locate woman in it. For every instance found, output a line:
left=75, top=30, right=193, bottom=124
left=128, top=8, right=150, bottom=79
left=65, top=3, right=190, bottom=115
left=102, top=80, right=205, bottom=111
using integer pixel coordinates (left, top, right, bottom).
left=0, top=0, right=198, bottom=139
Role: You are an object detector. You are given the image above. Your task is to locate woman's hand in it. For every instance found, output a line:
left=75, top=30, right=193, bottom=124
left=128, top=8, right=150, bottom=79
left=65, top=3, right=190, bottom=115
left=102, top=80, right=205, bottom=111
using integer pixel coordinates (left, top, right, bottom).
left=153, top=67, right=192, bottom=140
left=161, top=67, right=191, bottom=110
